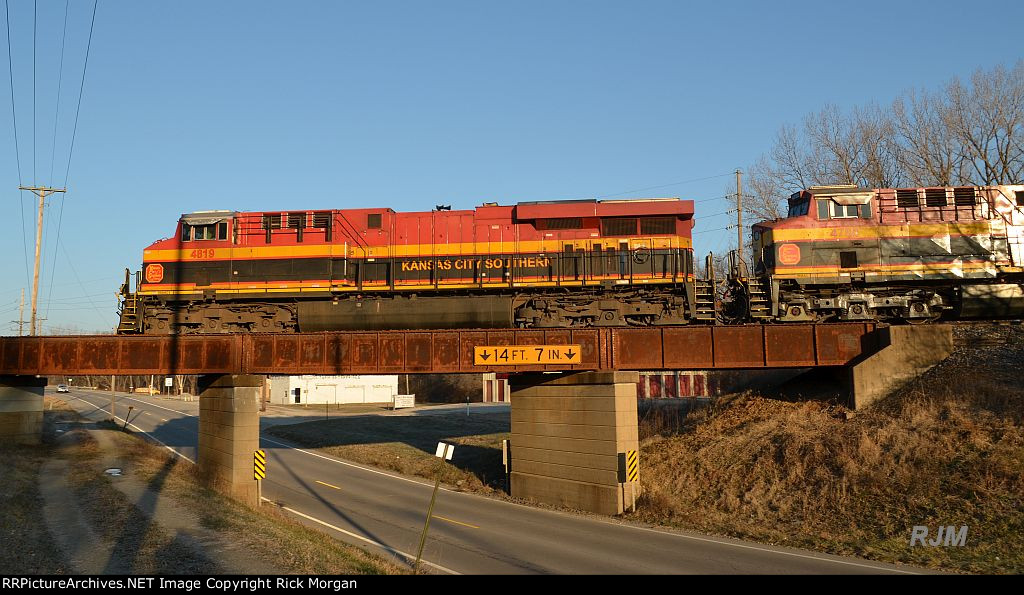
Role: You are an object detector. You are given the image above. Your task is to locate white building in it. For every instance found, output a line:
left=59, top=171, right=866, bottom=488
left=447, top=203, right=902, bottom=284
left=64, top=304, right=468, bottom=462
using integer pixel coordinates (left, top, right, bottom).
left=268, top=375, right=399, bottom=405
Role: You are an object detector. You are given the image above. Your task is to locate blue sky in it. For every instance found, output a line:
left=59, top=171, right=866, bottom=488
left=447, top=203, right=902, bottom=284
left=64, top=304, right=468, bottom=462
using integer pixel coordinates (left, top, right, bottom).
left=1, top=0, right=1021, bottom=333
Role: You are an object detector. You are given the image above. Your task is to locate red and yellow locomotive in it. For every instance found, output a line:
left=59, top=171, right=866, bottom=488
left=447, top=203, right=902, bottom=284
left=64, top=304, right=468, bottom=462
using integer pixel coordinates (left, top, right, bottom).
left=117, top=198, right=699, bottom=334
left=117, top=184, right=1024, bottom=334
left=743, top=184, right=1024, bottom=322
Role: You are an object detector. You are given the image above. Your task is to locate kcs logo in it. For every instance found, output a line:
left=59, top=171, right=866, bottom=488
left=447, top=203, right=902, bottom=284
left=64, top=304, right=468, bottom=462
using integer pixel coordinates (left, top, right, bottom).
left=145, top=263, right=164, bottom=284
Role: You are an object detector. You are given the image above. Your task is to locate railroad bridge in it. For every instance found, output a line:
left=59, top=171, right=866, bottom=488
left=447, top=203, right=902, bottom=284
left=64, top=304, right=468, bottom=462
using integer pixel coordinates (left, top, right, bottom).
left=0, top=323, right=952, bottom=515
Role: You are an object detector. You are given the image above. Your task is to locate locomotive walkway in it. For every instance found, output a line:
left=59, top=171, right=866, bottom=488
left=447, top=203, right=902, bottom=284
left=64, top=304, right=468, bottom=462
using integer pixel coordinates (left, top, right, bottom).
left=1, top=323, right=952, bottom=515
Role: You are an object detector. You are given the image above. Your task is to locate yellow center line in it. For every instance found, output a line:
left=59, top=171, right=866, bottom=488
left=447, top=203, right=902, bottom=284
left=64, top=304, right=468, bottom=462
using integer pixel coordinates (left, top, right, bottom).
left=433, top=515, right=479, bottom=529
left=316, top=480, right=342, bottom=490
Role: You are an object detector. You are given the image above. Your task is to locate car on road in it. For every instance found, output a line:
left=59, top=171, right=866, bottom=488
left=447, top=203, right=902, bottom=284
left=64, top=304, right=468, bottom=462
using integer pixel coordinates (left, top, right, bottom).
left=56, top=384, right=70, bottom=393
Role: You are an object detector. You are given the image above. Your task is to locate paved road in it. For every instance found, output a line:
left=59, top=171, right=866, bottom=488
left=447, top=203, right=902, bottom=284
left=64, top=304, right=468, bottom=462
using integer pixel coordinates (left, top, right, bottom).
left=57, top=388, right=930, bottom=575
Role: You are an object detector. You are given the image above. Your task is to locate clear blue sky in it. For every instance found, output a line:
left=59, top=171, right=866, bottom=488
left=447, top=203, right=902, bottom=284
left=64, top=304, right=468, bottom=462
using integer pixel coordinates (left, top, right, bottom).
left=1, top=0, right=1021, bottom=333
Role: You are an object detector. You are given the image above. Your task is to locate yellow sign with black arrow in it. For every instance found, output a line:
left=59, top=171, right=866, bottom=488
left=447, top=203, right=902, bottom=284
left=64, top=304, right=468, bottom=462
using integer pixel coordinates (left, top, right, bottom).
left=254, top=449, right=266, bottom=480
left=474, top=345, right=582, bottom=365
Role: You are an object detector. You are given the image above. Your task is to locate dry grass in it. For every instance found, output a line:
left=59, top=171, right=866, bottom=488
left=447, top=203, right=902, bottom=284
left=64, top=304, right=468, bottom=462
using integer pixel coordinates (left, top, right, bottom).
left=632, top=325, right=1024, bottom=574
left=266, top=412, right=510, bottom=494
left=7, top=395, right=401, bottom=575
left=112, top=429, right=406, bottom=575
left=63, top=431, right=219, bottom=574
left=0, top=397, right=83, bottom=574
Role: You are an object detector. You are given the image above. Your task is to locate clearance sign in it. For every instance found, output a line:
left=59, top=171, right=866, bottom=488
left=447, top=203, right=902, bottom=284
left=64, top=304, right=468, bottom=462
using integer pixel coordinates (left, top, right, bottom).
left=474, top=345, right=582, bottom=365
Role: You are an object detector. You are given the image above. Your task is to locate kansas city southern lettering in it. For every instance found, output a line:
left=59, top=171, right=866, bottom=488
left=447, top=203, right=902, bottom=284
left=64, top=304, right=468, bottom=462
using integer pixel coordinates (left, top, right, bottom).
left=400, top=257, right=551, bottom=272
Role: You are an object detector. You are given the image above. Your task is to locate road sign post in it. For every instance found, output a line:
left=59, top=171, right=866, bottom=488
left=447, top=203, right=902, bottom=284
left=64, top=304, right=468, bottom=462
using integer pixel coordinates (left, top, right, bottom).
left=254, top=449, right=266, bottom=506
left=415, top=441, right=454, bottom=573
left=617, top=450, right=639, bottom=513
left=122, top=406, right=133, bottom=431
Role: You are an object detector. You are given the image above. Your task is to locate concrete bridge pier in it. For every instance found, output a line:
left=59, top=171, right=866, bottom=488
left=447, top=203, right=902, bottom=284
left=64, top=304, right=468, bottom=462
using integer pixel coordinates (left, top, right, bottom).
left=0, top=375, right=45, bottom=445
left=197, top=374, right=262, bottom=506
left=509, top=371, right=640, bottom=516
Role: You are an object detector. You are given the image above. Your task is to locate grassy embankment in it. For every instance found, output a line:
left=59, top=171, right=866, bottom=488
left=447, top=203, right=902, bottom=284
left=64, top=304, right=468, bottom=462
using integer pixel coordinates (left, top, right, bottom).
left=634, top=325, right=1024, bottom=574
left=0, top=398, right=403, bottom=574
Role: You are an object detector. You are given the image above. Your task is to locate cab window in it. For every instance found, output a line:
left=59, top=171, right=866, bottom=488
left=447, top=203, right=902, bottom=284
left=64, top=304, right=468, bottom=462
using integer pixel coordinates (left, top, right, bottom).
left=818, top=200, right=871, bottom=220
left=787, top=198, right=809, bottom=217
left=183, top=222, right=228, bottom=241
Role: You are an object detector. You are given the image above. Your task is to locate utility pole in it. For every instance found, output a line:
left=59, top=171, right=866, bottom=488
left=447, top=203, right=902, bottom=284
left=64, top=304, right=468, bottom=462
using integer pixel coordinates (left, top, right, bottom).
left=19, top=185, right=67, bottom=336
left=735, top=169, right=743, bottom=277
left=17, top=289, right=25, bottom=336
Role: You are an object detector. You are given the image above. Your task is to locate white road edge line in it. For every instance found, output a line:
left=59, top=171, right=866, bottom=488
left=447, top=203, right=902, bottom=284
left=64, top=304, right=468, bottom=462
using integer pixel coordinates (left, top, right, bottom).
left=261, top=437, right=919, bottom=574
left=261, top=436, right=438, bottom=489
left=69, top=394, right=919, bottom=574
left=107, top=393, right=193, bottom=416
left=273, top=501, right=459, bottom=575
left=67, top=394, right=196, bottom=464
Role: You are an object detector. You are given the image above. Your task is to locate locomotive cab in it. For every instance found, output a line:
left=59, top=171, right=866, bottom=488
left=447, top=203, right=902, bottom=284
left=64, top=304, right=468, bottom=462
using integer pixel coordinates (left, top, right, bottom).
left=751, top=186, right=880, bottom=321
left=178, top=210, right=237, bottom=245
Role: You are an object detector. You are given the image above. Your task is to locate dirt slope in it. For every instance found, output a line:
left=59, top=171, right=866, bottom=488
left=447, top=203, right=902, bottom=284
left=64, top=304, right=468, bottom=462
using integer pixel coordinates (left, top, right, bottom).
left=633, top=324, right=1024, bottom=574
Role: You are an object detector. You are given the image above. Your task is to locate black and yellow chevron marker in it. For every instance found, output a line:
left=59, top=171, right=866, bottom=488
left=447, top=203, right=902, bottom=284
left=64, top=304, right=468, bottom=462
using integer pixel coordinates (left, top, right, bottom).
left=626, top=449, right=639, bottom=483
left=254, top=449, right=266, bottom=480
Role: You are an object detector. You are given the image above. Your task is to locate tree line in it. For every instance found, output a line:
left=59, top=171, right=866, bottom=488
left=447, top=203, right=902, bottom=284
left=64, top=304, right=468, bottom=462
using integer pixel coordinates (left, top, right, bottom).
left=746, top=61, right=1024, bottom=221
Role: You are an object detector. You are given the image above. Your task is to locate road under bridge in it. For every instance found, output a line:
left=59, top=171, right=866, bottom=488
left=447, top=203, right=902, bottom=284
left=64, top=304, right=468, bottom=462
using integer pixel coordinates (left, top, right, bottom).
left=0, top=323, right=952, bottom=514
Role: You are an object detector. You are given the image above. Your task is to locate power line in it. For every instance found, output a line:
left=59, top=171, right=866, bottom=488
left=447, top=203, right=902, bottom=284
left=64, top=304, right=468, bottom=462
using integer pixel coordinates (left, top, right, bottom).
left=46, top=0, right=98, bottom=323
left=0, top=276, right=117, bottom=298
left=693, top=193, right=733, bottom=204
left=59, top=236, right=111, bottom=323
left=597, top=172, right=734, bottom=199
left=693, top=225, right=731, bottom=235
left=45, top=0, right=71, bottom=318
left=3, top=0, right=20, bottom=183
left=46, top=291, right=110, bottom=302
left=48, top=0, right=68, bottom=183
left=699, top=208, right=737, bottom=218
left=4, top=1, right=30, bottom=289
left=31, top=0, right=35, bottom=185
left=62, top=0, right=98, bottom=188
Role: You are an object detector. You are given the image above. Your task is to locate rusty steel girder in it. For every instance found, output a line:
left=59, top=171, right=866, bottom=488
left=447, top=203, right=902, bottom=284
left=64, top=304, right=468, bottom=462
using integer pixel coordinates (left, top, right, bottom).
left=0, top=323, right=879, bottom=376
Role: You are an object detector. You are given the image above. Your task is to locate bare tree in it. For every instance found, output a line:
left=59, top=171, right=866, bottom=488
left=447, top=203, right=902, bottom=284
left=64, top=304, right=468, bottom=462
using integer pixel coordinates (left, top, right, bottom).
left=746, top=156, right=786, bottom=221
left=946, top=62, right=1024, bottom=184
left=892, top=88, right=964, bottom=186
left=748, top=61, right=1024, bottom=213
left=851, top=104, right=905, bottom=188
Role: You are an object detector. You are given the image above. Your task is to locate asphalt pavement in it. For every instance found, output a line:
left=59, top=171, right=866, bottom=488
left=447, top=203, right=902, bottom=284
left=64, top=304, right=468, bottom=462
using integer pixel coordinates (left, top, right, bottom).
left=55, top=388, right=932, bottom=575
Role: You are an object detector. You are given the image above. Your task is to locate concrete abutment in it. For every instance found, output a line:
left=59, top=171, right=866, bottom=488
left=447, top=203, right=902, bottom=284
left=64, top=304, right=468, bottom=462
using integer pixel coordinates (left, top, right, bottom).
left=0, top=375, right=45, bottom=445
left=509, top=371, right=640, bottom=516
left=848, top=324, right=954, bottom=409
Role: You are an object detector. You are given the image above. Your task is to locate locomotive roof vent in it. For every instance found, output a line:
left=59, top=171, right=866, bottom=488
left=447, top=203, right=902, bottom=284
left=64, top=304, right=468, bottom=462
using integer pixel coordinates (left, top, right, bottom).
left=802, top=186, right=874, bottom=205
left=180, top=210, right=237, bottom=225
left=517, top=198, right=596, bottom=206
left=599, top=197, right=680, bottom=203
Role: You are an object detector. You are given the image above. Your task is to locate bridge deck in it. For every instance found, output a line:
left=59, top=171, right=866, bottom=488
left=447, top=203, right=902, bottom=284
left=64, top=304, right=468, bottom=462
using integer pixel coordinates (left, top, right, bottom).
left=0, top=323, right=879, bottom=376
